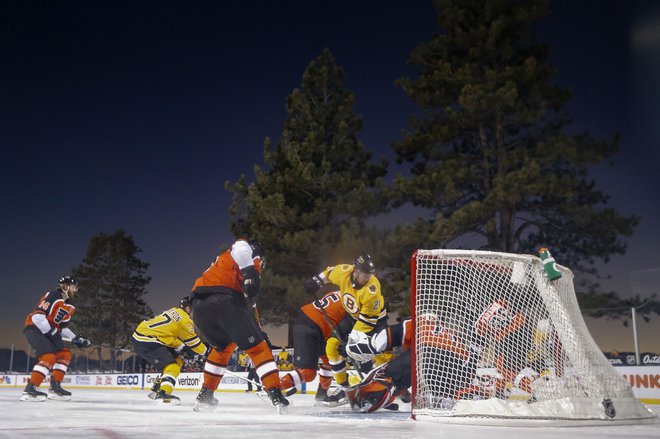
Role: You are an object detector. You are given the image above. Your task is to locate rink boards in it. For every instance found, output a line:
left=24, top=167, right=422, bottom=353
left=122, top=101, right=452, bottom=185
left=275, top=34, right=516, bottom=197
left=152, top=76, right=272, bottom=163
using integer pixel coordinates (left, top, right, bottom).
left=0, top=366, right=658, bottom=403
left=0, top=370, right=320, bottom=394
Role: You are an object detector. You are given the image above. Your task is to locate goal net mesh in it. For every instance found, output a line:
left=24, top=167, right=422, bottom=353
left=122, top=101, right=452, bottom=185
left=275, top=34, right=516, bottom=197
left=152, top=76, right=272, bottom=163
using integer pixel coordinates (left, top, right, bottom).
left=411, top=249, right=653, bottom=422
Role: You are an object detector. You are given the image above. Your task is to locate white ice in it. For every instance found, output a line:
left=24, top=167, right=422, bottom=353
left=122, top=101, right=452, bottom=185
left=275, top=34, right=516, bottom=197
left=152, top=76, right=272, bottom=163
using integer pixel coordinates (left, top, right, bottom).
left=0, top=388, right=658, bottom=439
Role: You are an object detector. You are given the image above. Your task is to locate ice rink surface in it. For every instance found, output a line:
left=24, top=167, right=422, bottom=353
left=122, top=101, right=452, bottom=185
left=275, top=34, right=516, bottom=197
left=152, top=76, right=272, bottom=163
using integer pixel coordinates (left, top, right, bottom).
left=0, top=388, right=658, bottom=439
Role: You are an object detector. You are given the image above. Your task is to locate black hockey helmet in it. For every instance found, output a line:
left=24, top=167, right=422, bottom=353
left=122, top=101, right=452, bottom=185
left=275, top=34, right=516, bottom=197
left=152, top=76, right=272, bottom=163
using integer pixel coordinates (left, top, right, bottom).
left=180, top=296, right=193, bottom=310
left=353, top=254, right=375, bottom=274
left=59, top=275, right=78, bottom=286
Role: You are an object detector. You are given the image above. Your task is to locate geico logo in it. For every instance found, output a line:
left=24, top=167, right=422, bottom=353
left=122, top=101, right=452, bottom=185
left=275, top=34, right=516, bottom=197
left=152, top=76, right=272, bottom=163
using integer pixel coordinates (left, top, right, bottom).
left=117, top=375, right=140, bottom=385
left=178, top=377, right=199, bottom=386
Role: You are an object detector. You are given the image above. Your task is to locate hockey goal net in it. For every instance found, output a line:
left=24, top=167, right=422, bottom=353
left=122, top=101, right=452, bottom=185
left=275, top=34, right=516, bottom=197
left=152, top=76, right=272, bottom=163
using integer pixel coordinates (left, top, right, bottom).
left=411, top=249, right=655, bottom=423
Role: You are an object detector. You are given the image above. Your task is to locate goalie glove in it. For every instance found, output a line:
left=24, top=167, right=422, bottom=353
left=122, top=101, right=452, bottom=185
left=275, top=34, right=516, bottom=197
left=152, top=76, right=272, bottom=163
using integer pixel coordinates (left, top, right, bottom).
left=240, top=265, right=260, bottom=299
left=72, top=336, right=91, bottom=348
left=304, top=275, right=323, bottom=295
left=346, top=330, right=378, bottom=363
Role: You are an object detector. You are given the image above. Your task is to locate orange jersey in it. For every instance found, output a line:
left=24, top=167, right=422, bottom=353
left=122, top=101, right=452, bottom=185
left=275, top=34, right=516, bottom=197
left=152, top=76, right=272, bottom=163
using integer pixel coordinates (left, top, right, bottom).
left=384, top=317, right=469, bottom=361
left=192, top=240, right=263, bottom=294
left=24, top=290, right=76, bottom=333
left=300, top=291, right=347, bottom=339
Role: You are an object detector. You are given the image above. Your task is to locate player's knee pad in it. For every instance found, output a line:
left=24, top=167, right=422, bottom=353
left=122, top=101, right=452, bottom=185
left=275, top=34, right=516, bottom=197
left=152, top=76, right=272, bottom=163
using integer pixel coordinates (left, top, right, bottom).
left=55, top=349, right=72, bottom=365
left=163, top=361, right=181, bottom=377
left=207, top=343, right=235, bottom=365
left=298, top=368, right=317, bottom=383
left=325, top=337, right=343, bottom=363
left=38, top=353, right=56, bottom=369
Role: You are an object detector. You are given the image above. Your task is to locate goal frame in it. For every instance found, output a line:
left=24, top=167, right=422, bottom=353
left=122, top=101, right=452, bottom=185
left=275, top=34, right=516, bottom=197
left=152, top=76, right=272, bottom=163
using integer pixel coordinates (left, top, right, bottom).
left=410, top=249, right=656, bottom=425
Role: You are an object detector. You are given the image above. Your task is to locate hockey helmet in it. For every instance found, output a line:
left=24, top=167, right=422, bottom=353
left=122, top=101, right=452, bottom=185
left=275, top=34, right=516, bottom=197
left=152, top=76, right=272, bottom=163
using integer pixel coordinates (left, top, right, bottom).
left=180, top=296, right=193, bottom=310
left=353, top=254, right=375, bottom=274
left=59, top=275, right=78, bottom=286
left=348, top=376, right=397, bottom=413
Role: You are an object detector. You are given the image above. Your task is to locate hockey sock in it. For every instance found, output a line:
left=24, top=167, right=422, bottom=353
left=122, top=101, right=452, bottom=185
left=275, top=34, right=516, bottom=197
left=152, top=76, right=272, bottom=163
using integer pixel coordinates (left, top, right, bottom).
left=281, top=368, right=316, bottom=391
left=160, top=358, right=183, bottom=395
left=51, top=349, right=71, bottom=383
left=318, top=359, right=333, bottom=391
left=30, top=353, right=55, bottom=387
left=202, top=344, right=235, bottom=391
left=326, top=337, right=348, bottom=387
left=245, top=341, right=280, bottom=390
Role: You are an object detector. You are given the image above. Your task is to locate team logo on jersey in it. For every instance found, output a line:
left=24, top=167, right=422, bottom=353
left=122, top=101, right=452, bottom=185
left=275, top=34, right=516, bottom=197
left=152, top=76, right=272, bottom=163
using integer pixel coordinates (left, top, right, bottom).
left=368, top=284, right=378, bottom=294
left=342, top=293, right=359, bottom=314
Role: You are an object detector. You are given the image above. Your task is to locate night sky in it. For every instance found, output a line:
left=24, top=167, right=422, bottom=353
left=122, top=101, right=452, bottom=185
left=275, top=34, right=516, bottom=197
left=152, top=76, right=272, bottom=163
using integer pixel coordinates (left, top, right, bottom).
left=2, top=1, right=659, bottom=353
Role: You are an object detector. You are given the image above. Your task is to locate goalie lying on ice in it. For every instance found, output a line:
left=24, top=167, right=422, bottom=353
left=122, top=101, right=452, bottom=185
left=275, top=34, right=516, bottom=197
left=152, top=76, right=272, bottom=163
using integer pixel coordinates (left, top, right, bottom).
left=345, top=314, right=478, bottom=412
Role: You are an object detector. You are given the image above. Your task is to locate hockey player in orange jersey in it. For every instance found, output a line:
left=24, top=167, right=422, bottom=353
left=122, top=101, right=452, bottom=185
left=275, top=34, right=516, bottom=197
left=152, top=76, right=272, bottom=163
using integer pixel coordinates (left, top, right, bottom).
left=279, top=291, right=348, bottom=404
left=345, top=314, right=476, bottom=412
left=190, top=238, right=289, bottom=411
left=21, top=275, right=92, bottom=402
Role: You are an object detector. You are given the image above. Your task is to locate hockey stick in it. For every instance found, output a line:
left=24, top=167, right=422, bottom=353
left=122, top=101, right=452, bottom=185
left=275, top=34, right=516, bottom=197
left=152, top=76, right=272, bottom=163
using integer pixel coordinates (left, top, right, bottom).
left=222, top=368, right=276, bottom=407
left=223, top=368, right=264, bottom=392
left=94, top=344, right=132, bottom=353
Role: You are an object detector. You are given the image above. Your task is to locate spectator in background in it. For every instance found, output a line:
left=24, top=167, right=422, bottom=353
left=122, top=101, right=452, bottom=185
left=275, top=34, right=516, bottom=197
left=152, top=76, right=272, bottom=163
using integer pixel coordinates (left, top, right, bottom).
left=277, top=347, right=295, bottom=371
left=238, top=350, right=262, bottom=392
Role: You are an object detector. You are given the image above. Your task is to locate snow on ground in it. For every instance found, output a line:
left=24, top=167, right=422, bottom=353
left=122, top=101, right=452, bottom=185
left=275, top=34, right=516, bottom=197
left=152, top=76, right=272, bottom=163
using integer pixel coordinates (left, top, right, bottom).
left=0, top=388, right=658, bottom=439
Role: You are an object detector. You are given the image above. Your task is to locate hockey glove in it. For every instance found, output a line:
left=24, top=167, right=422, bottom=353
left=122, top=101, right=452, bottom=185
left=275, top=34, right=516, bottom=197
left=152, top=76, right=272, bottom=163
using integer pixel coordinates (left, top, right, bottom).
left=346, top=330, right=378, bottom=363
left=241, top=266, right=260, bottom=299
left=72, top=336, right=92, bottom=348
left=304, top=275, right=323, bottom=295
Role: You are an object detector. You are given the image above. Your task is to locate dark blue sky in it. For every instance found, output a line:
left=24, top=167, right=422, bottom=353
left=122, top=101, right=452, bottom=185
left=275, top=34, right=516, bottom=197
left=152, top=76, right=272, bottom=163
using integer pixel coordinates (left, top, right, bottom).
left=1, top=1, right=659, bottom=351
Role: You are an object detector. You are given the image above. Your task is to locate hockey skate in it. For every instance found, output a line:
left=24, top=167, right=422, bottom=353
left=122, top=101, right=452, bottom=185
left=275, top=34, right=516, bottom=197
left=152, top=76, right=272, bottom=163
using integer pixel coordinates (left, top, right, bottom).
left=193, top=387, right=219, bottom=412
left=267, top=388, right=290, bottom=414
left=20, top=382, right=47, bottom=402
left=148, top=377, right=161, bottom=400
left=318, top=389, right=348, bottom=407
left=153, top=390, right=181, bottom=405
left=314, top=385, right=328, bottom=401
left=48, top=380, right=72, bottom=401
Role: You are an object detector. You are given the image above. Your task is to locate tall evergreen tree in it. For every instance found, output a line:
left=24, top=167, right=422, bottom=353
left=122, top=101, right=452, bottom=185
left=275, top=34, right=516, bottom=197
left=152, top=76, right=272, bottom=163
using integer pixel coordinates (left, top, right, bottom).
left=71, top=230, right=152, bottom=349
left=392, top=0, right=638, bottom=308
left=226, top=48, right=388, bottom=323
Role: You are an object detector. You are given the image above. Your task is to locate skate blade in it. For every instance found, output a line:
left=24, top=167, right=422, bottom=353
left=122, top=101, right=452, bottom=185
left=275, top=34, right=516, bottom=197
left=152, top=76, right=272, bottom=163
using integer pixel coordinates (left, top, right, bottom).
left=147, top=391, right=158, bottom=400
left=275, top=402, right=289, bottom=415
left=192, top=402, right=216, bottom=412
left=154, top=398, right=181, bottom=406
left=255, top=391, right=270, bottom=403
left=318, top=398, right=348, bottom=407
left=47, top=393, right=72, bottom=401
left=20, top=394, right=47, bottom=402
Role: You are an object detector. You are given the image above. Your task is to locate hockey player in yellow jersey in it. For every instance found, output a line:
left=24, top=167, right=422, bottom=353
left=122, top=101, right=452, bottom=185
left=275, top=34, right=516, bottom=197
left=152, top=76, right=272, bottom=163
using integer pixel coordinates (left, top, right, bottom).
left=304, top=254, right=385, bottom=403
left=131, top=297, right=208, bottom=404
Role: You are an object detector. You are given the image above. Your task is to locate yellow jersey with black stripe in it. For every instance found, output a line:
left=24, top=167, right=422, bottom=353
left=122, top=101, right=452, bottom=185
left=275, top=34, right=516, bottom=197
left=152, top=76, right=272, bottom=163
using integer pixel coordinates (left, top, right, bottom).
left=322, top=264, right=385, bottom=333
left=132, top=307, right=206, bottom=355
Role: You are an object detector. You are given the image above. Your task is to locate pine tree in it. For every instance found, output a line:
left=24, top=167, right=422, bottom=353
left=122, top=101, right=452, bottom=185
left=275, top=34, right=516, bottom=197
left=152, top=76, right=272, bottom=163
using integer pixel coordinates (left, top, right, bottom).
left=225, top=49, right=388, bottom=323
left=71, top=230, right=152, bottom=351
left=392, top=0, right=638, bottom=304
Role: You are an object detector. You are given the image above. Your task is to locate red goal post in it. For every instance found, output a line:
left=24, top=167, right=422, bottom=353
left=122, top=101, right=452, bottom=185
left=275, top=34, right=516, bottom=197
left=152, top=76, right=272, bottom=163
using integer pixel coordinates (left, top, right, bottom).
left=410, top=249, right=655, bottom=424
